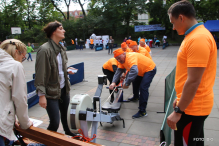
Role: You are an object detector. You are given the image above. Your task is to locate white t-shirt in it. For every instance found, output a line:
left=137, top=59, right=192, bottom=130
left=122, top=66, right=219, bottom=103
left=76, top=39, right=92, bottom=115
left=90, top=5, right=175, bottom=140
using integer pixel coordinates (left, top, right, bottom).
left=95, top=40, right=99, bottom=44
left=99, top=40, right=103, bottom=44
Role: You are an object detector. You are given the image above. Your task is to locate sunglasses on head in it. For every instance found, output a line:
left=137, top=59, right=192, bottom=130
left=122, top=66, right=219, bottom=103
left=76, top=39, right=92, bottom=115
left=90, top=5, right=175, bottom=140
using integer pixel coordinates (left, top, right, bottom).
left=10, top=41, right=26, bottom=62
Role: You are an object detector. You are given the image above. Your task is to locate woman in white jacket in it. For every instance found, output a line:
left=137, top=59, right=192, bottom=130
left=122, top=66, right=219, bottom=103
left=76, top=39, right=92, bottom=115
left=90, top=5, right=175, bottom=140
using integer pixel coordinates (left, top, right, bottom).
left=0, top=39, right=32, bottom=146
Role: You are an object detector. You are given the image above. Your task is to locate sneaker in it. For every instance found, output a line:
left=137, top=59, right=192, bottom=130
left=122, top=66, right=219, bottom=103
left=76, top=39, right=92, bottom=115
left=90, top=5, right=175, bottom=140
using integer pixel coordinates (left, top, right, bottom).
left=132, top=111, right=147, bottom=119
left=128, top=96, right=139, bottom=102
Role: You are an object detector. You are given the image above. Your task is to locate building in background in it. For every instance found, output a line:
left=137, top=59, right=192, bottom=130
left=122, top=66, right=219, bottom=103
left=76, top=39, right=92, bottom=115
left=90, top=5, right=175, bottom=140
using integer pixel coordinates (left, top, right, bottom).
left=64, top=10, right=88, bottom=20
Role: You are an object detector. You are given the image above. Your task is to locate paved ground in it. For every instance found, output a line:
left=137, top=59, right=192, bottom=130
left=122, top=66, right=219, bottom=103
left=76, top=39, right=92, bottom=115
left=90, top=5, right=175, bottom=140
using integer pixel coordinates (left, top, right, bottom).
left=23, top=46, right=219, bottom=146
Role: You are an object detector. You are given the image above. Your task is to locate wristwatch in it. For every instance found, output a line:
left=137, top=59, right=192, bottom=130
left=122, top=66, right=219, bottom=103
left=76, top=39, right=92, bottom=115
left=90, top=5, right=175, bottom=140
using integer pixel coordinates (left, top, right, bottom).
left=125, top=83, right=129, bottom=86
left=174, top=106, right=183, bottom=114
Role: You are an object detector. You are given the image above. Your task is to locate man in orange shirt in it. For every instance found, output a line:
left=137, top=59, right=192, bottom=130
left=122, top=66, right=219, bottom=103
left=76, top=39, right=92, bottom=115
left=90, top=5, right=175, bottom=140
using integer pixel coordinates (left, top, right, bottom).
left=139, top=39, right=151, bottom=54
left=129, top=41, right=152, bottom=59
left=166, top=1, right=217, bottom=146
left=102, top=58, right=120, bottom=102
left=109, top=49, right=156, bottom=118
left=121, top=42, right=131, bottom=52
left=90, top=38, right=94, bottom=49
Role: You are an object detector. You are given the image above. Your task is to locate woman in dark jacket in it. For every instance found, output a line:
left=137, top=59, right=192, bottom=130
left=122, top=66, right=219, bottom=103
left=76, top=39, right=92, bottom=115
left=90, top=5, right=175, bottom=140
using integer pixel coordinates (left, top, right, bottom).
left=35, top=21, right=76, bottom=136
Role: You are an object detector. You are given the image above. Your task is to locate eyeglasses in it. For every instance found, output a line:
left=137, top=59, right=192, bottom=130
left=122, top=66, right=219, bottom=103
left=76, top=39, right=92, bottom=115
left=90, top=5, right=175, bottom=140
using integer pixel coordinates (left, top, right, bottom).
left=18, top=50, right=26, bottom=62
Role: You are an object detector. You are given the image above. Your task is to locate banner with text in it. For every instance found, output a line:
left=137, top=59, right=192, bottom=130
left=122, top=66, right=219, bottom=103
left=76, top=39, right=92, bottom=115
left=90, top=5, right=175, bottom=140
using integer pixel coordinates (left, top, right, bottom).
left=134, top=24, right=165, bottom=32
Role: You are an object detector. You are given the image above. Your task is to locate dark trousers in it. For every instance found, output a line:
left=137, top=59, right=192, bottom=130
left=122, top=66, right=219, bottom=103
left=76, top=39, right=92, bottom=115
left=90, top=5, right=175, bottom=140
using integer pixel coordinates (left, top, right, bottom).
left=46, top=86, right=73, bottom=136
left=80, top=45, right=83, bottom=50
left=27, top=53, right=32, bottom=61
left=108, top=44, right=113, bottom=54
left=174, top=113, right=208, bottom=146
left=163, top=42, right=169, bottom=49
left=90, top=44, right=94, bottom=49
left=0, top=135, right=5, bottom=146
left=102, top=68, right=120, bottom=99
left=132, top=67, right=156, bottom=112
left=155, top=42, right=160, bottom=47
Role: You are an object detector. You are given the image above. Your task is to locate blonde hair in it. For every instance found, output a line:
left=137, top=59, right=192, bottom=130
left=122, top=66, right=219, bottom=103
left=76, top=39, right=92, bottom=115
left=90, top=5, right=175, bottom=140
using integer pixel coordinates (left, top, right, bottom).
left=0, top=39, right=27, bottom=58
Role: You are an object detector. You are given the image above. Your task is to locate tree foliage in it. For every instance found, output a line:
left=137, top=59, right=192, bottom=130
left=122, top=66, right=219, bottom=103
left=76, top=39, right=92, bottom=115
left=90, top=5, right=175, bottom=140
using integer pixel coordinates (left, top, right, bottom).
left=0, top=0, right=218, bottom=44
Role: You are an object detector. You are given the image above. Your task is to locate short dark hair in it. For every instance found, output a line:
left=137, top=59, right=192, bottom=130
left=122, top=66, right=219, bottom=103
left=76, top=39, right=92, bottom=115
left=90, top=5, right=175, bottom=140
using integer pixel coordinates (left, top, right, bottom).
left=168, top=0, right=196, bottom=19
left=43, top=21, right=62, bottom=38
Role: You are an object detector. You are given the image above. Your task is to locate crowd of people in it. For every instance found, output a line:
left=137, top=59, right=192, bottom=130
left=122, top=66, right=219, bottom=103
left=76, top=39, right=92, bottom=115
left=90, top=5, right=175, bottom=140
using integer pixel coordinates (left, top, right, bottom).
left=0, top=1, right=217, bottom=146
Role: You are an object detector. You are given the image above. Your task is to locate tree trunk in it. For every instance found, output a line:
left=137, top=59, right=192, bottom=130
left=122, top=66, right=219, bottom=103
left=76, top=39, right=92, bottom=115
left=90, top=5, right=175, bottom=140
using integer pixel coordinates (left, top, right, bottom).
left=127, top=20, right=130, bottom=36
left=51, top=0, right=66, bottom=20
left=67, top=5, right=69, bottom=20
left=78, top=0, right=86, bottom=19
left=26, top=0, right=31, bottom=29
left=171, top=29, right=174, bottom=40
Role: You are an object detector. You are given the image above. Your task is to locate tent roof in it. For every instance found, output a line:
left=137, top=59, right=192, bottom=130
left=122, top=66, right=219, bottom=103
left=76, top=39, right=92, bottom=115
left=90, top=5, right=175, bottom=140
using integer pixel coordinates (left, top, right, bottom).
left=204, top=20, right=219, bottom=32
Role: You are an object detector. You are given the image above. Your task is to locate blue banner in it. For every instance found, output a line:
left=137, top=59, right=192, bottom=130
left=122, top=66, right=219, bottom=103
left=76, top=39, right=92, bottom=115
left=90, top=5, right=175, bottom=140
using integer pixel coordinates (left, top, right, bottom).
left=135, top=24, right=165, bottom=32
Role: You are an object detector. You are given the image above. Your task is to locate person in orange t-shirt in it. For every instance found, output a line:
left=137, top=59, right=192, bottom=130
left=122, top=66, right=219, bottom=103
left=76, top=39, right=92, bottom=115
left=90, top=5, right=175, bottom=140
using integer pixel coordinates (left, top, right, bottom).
left=109, top=49, right=156, bottom=119
left=166, top=1, right=217, bottom=146
left=102, top=58, right=120, bottom=102
left=129, top=41, right=152, bottom=59
left=139, top=39, right=151, bottom=55
left=121, top=42, right=131, bottom=52
left=71, top=39, right=74, bottom=45
left=90, top=38, right=94, bottom=49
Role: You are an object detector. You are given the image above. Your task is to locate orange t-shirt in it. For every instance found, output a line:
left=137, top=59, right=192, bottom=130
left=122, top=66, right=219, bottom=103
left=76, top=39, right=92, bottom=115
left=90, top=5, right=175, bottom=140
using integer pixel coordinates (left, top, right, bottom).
left=103, top=58, right=118, bottom=72
left=90, top=39, right=94, bottom=44
left=175, top=25, right=217, bottom=116
left=142, top=45, right=151, bottom=53
left=145, top=45, right=151, bottom=53
left=118, top=52, right=156, bottom=77
left=131, top=46, right=152, bottom=59
left=71, top=40, right=74, bottom=44
left=124, top=47, right=131, bottom=52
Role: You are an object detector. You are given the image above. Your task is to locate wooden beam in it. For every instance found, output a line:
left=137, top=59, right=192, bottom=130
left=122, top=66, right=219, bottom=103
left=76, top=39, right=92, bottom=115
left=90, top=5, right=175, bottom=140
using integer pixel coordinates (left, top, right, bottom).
left=15, top=126, right=102, bottom=146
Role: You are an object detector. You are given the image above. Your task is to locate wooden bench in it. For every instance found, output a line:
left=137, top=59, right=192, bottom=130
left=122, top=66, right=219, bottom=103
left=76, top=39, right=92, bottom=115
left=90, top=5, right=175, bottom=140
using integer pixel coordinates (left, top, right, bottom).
left=15, top=126, right=103, bottom=146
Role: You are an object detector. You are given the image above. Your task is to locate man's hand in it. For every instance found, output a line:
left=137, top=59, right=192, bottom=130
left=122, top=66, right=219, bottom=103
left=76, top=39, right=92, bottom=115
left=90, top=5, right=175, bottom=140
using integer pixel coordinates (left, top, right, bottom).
left=39, top=95, right=47, bottom=109
left=109, top=83, right=116, bottom=90
left=68, top=67, right=78, bottom=75
left=167, top=112, right=182, bottom=130
left=173, top=98, right=177, bottom=109
left=122, top=84, right=129, bottom=89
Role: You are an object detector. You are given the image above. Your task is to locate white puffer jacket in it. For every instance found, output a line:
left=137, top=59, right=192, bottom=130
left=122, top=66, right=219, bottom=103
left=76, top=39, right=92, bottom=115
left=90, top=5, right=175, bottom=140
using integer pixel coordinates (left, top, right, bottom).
left=0, top=49, right=31, bottom=140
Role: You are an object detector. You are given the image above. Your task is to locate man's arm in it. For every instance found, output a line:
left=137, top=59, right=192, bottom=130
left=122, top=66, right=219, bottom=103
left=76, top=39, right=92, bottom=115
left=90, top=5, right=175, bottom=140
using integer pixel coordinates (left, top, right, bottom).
left=177, top=67, right=205, bottom=111
left=112, top=65, right=118, bottom=73
left=125, top=65, right=138, bottom=85
left=112, top=68, right=125, bottom=83
left=167, top=67, right=205, bottom=130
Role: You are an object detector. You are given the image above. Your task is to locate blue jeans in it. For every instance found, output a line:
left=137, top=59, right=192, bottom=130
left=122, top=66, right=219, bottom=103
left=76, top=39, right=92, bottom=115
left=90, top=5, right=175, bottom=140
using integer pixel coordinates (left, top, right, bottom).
left=27, top=53, right=32, bottom=61
left=46, top=86, right=74, bottom=136
left=80, top=45, right=83, bottom=50
left=0, top=135, right=5, bottom=146
left=132, top=67, right=157, bottom=112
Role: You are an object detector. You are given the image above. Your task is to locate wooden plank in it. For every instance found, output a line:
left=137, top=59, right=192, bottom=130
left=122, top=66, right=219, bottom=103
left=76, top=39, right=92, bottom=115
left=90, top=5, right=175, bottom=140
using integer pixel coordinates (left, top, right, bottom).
left=15, top=126, right=102, bottom=146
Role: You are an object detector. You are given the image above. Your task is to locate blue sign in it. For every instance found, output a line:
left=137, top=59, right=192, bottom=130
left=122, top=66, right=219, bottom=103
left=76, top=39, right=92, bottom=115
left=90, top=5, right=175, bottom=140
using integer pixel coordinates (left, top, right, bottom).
left=95, top=45, right=103, bottom=51
left=135, top=24, right=165, bottom=32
